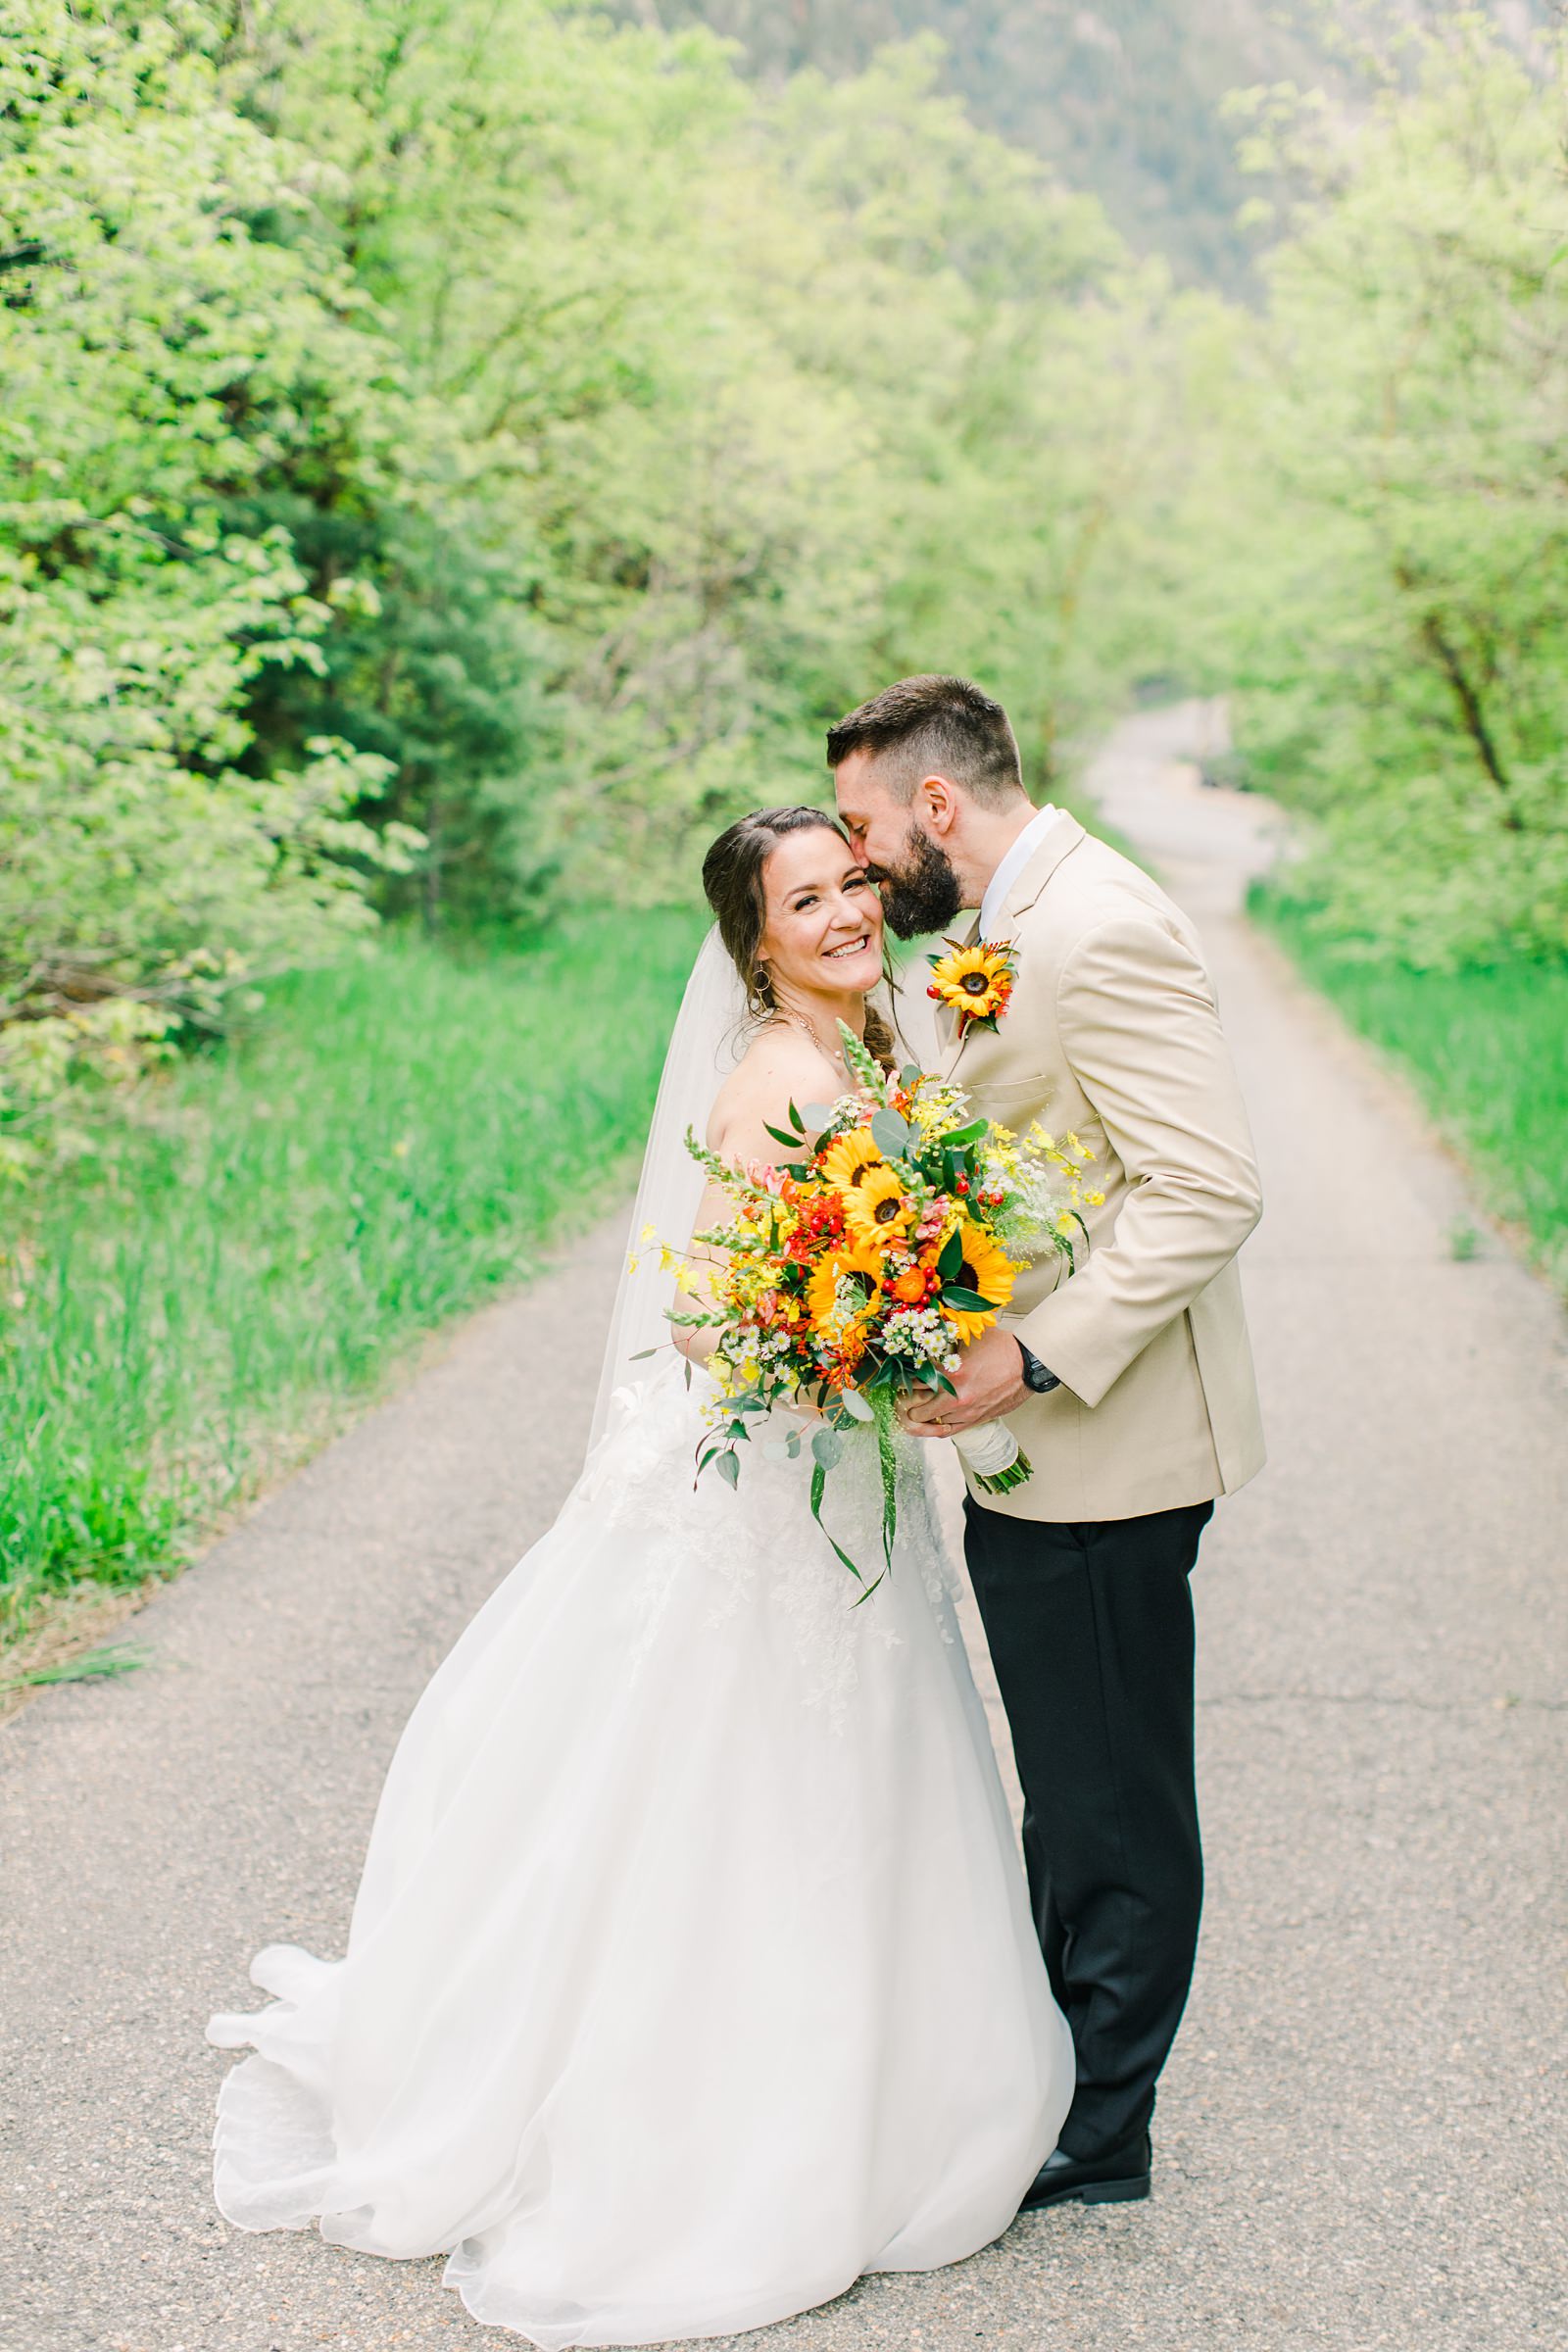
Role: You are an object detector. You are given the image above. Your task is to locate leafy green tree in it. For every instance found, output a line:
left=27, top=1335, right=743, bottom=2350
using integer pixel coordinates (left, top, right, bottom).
left=0, top=2, right=416, bottom=1167
left=1201, top=10, right=1568, bottom=962
left=233, top=1, right=1157, bottom=891
left=606, top=0, right=1347, bottom=292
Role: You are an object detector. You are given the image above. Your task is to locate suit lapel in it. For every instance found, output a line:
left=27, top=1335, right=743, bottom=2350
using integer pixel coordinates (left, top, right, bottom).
left=939, top=813, right=1085, bottom=1081
left=999, top=809, right=1085, bottom=924
left=934, top=914, right=980, bottom=1077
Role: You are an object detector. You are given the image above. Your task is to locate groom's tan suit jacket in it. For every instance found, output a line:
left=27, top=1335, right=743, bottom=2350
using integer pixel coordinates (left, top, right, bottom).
left=927, top=810, right=1265, bottom=1523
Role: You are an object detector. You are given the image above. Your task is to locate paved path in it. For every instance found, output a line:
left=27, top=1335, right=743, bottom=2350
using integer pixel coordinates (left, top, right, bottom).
left=4, top=708, right=1565, bottom=2352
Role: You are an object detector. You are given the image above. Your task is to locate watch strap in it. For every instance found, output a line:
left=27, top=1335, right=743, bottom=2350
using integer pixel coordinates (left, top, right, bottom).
left=1015, top=1339, right=1061, bottom=1396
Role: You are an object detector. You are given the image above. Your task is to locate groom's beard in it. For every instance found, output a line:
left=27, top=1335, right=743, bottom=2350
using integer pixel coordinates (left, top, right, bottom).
left=865, top=824, right=966, bottom=941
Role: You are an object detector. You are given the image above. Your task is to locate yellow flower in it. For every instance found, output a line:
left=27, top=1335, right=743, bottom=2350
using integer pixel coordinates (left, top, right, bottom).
left=926, top=938, right=1017, bottom=1031
left=842, top=1161, right=918, bottom=1251
left=908, top=1087, right=964, bottom=1138
left=940, top=1219, right=1016, bottom=1344
left=820, top=1127, right=883, bottom=1194
left=806, top=1242, right=881, bottom=1335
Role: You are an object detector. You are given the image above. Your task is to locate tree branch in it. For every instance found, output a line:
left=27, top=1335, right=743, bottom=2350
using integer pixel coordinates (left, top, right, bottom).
left=1395, top=565, right=1521, bottom=827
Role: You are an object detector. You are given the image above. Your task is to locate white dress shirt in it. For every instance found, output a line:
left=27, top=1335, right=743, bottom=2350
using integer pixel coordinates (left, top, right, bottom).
left=978, top=803, right=1058, bottom=941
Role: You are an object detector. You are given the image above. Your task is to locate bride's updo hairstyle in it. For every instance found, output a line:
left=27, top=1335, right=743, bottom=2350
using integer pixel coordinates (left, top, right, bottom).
left=702, top=806, right=897, bottom=1069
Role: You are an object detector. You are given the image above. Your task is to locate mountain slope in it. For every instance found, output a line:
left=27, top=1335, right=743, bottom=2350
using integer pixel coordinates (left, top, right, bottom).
left=614, top=2, right=1532, bottom=291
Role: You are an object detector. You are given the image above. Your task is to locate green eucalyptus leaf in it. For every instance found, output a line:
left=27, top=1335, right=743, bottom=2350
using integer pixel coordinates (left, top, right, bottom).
left=809, top=1460, right=864, bottom=1584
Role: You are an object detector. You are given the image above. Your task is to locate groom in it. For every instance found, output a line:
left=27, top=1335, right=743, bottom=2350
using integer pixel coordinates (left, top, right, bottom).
left=830, top=675, right=1265, bottom=2212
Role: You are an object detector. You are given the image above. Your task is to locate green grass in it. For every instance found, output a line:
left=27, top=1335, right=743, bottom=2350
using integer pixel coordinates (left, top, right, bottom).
left=0, top=908, right=707, bottom=1638
left=1253, top=887, right=1568, bottom=1293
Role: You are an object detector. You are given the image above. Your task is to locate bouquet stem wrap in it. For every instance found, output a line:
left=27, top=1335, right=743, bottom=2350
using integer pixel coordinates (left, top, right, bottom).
left=953, top=1418, right=1033, bottom=1495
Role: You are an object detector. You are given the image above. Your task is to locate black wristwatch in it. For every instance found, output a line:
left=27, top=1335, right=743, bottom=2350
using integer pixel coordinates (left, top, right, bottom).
left=1015, top=1340, right=1061, bottom=1395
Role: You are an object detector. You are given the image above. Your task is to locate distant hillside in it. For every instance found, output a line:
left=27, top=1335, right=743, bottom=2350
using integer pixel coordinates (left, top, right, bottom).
left=612, top=2, right=1535, bottom=292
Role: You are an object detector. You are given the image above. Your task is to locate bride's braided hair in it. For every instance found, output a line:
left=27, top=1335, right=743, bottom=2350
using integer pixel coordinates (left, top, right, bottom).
left=701, top=807, right=898, bottom=1072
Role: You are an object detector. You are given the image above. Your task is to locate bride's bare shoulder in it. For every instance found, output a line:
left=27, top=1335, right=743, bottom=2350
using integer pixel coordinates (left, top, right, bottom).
left=707, top=1025, right=840, bottom=1157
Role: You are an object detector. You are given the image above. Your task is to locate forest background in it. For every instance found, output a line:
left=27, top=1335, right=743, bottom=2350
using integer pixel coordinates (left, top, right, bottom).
left=2, top=0, right=1565, bottom=1674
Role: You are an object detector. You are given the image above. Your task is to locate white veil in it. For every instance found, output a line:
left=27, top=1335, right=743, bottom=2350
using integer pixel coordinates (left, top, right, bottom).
left=586, top=926, right=750, bottom=1456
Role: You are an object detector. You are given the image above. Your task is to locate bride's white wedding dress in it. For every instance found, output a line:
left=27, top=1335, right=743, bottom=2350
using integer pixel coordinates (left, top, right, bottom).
left=207, top=936, right=1074, bottom=2349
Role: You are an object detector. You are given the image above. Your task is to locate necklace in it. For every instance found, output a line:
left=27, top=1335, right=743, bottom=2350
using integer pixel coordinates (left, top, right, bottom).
left=770, top=1005, right=858, bottom=1076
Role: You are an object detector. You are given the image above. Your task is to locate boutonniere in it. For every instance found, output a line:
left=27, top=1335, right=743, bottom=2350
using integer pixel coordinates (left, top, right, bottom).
left=925, top=937, right=1018, bottom=1037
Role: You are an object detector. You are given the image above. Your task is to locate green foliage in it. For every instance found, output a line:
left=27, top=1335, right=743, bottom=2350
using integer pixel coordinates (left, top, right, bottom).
left=609, top=0, right=1351, bottom=293
left=0, top=908, right=705, bottom=1635
left=233, top=1, right=1152, bottom=883
left=1255, top=886, right=1568, bottom=1291
left=2, top=0, right=1203, bottom=1165
left=0, top=0, right=421, bottom=1166
left=7, top=0, right=1561, bottom=1639
left=1174, top=12, right=1568, bottom=964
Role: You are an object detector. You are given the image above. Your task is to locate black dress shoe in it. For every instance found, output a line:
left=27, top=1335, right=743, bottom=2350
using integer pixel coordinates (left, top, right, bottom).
left=1019, top=2130, right=1152, bottom=2213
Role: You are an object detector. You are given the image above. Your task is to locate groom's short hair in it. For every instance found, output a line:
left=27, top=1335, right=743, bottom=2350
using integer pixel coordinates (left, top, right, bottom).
left=826, top=675, right=1025, bottom=808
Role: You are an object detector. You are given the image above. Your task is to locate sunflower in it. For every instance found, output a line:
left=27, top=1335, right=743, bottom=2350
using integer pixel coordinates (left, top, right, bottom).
left=925, top=938, right=1017, bottom=1034
left=806, top=1241, right=881, bottom=1337
left=842, top=1161, right=919, bottom=1252
left=819, top=1126, right=883, bottom=1195
left=939, top=1219, right=1017, bottom=1344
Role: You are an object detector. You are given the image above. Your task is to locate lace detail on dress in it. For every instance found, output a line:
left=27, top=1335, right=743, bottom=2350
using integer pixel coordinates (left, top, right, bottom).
left=570, top=1365, right=956, bottom=1728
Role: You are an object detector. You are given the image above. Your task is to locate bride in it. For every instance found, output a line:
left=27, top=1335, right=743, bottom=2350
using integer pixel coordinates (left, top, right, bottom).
left=207, top=805, right=1074, bottom=2349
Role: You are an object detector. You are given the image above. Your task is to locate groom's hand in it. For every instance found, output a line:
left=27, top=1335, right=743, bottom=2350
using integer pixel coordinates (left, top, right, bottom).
left=900, top=1328, right=1032, bottom=1438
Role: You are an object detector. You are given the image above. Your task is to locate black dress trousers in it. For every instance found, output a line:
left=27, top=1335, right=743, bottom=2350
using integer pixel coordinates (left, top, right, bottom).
left=962, top=1493, right=1214, bottom=2158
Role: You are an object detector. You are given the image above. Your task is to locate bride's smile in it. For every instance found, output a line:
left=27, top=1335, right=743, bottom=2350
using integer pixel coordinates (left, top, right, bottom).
left=754, top=828, right=885, bottom=1015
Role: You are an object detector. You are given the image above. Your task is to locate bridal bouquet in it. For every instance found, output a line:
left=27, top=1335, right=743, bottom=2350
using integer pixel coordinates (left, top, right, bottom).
left=664, top=1025, right=1098, bottom=1591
